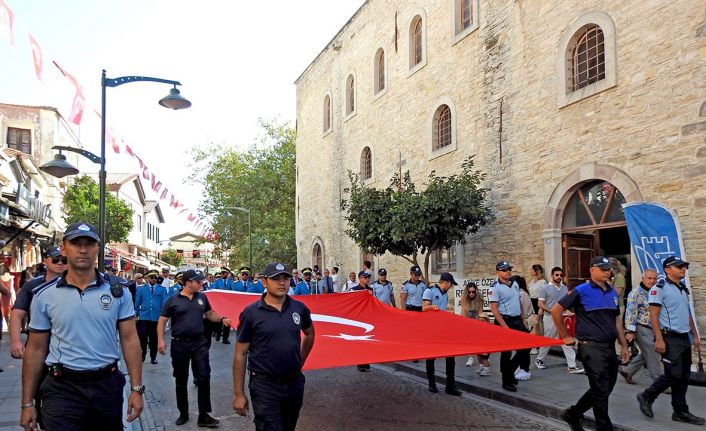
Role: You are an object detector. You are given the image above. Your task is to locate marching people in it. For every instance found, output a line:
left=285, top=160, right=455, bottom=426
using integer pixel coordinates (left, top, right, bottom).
left=168, top=272, right=183, bottom=297
left=247, top=272, right=265, bottom=293
left=21, top=222, right=144, bottom=430
left=351, top=271, right=373, bottom=372
left=423, top=272, right=462, bottom=396
left=293, top=268, right=314, bottom=295
left=636, top=256, right=704, bottom=425
left=488, top=261, right=530, bottom=392
left=160, top=268, right=172, bottom=288
left=233, top=267, right=252, bottom=292
left=620, top=269, right=662, bottom=385
left=158, top=269, right=231, bottom=427
left=400, top=265, right=426, bottom=311
left=212, top=268, right=235, bottom=291
left=331, top=266, right=341, bottom=292
left=460, top=282, right=491, bottom=376
left=535, top=267, right=584, bottom=374
left=135, top=269, right=168, bottom=364
left=371, top=268, right=395, bottom=306
left=528, top=264, right=547, bottom=351
left=211, top=268, right=235, bottom=343
left=233, top=262, right=315, bottom=431
left=552, top=256, right=630, bottom=431
left=511, top=275, right=536, bottom=381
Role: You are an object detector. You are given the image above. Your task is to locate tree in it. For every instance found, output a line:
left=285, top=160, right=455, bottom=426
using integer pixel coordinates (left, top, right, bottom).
left=160, top=249, right=183, bottom=267
left=62, top=175, right=134, bottom=243
left=341, top=156, right=493, bottom=280
left=191, top=119, right=296, bottom=271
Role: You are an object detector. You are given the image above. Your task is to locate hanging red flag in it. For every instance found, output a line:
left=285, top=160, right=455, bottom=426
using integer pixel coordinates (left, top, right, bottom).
left=28, top=33, right=43, bottom=80
left=107, top=128, right=120, bottom=154
left=206, top=291, right=562, bottom=370
left=68, top=89, right=85, bottom=125
left=0, top=0, right=14, bottom=47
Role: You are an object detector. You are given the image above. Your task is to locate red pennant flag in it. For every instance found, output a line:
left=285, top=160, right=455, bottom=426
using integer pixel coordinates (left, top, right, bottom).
left=206, top=291, right=562, bottom=370
left=28, top=33, right=43, bottom=80
left=106, top=128, right=120, bottom=154
left=0, top=0, right=14, bottom=47
left=69, top=89, right=85, bottom=125
left=159, top=187, right=169, bottom=200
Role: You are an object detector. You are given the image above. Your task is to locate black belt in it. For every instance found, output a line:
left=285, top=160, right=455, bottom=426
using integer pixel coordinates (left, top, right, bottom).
left=249, top=371, right=301, bottom=385
left=577, top=340, right=614, bottom=348
left=172, top=335, right=204, bottom=342
left=661, top=328, right=689, bottom=338
left=405, top=305, right=422, bottom=311
left=637, top=323, right=652, bottom=330
left=48, top=362, right=118, bottom=382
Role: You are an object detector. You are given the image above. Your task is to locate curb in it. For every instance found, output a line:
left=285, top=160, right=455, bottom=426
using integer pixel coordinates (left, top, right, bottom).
left=379, top=361, right=637, bottom=431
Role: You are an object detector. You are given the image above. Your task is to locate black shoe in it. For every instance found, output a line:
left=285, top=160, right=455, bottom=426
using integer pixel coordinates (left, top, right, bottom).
left=636, top=392, right=654, bottom=418
left=197, top=413, right=220, bottom=428
left=502, top=383, right=517, bottom=392
left=428, top=384, right=439, bottom=393
left=214, top=335, right=220, bottom=341
left=445, top=386, right=462, bottom=396
left=672, top=411, right=706, bottom=425
left=175, top=415, right=189, bottom=425
left=560, top=409, right=584, bottom=431
left=357, top=365, right=371, bottom=372
left=151, top=359, right=158, bottom=365
left=222, top=340, right=231, bottom=345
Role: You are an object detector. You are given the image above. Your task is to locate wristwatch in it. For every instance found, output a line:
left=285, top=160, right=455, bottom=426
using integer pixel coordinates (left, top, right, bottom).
left=131, top=385, right=145, bottom=394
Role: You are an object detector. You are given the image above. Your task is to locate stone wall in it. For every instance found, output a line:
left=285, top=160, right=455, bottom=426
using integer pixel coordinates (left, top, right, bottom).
left=295, top=0, right=706, bottom=332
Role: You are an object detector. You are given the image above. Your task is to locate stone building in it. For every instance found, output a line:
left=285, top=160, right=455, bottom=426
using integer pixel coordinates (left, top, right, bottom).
left=294, top=0, right=706, bottom=329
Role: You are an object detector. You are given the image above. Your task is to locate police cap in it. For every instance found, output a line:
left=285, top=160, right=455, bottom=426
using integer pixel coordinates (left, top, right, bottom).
left=410, top=266, right=422, bottom=275
left=589, top=256, right=611, bottom=270
left=64, top=222, right=100, bottom=242
left=263, top=262, right=292, bottom=278
left=439, top=272, right=458, bottom=285
left=496, top=261, right=513, bottom=271
left=663, top=256, right=689, bottom=269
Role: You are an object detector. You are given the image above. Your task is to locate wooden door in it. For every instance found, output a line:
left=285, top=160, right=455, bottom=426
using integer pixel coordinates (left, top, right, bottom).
left=563, top=233, right=596, bottom=289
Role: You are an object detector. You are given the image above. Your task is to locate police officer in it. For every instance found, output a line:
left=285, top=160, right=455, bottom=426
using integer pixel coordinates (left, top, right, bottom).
left=552, top=256, right=630, bottom=431
left=247, top=272, right=265, bottom=293
left=168, top=272, right=183, bottom=297
left=293, top=268, right=314, bottom=295
left=422, top=272, right=462, bottom=396
left=400, top=265, right=426, bottom=311
left=371, top=268, right=396, bottom=307
left=636, top=256, right=704, bottom=425
left=158, top=269, right=230, bottom=427
left=350, top=271, right=374, bottom=372
left=233, top=267, right=252, bottom=292
left=488, top=261, right=531, bottom=393
left=135, top=269, right=167, bottom=364
left=233, top=262, right=316, bottom=430
left=212, top=267, right=235, bottom=290
left=21, top=222, right=144, bottom=431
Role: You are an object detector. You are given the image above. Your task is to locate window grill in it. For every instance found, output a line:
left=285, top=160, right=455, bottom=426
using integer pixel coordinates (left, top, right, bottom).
left=433, top=105, right=452, bottom=151
left=7, top=127, right=31, bottom=154
left=571, top=25, right=605, bottom=91
left=360, top=147, right=372, bottom=180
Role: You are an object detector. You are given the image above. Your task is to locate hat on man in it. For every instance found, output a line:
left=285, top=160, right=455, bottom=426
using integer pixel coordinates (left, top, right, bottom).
left=161, top=268, right=170, bottom=274
left=220, top=266, right=231, bottom=274
left=439, top=272, right=458, bottom=286
left=358, top=271, right=370, bottom=278
left=378, top=268, right=387, bottom=276
left=589, top=256, right=612, bottom=270
left=44, top=246, right=62, bottom=259
left=63, top=222, right=100, bottom=242
left=145, top=269, right=159, bottom=278
left=496, top=261, right=513, bottom=271
left=302, top=267, right=313, bottom=275
left=410, top=265, right=422, bottom=275
left=175, top=271, right=184, bottom=280
left=263, top=262, right=292, bottom=278
left=182, top=269, right=206, bottom=282
left=239, top=266, right=250, bottom=274
left=663, top=256, right=689, bottom=269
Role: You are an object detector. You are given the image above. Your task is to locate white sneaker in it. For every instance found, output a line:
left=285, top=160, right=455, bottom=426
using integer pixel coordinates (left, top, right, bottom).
left=567, top=366, right=585, bottom=374
left=515, top=369, right=532, bottom=381
left=478, top=365, right=490, bottom=376
left=465, top=357, right=475, bottom=367
left=475, top=365, right=484, bottom=374
left=530, top=348, right=539, bottom=355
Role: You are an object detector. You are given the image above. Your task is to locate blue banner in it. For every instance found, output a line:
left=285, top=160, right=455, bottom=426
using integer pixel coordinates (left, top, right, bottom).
left=623, top=202, right=684, bottom=278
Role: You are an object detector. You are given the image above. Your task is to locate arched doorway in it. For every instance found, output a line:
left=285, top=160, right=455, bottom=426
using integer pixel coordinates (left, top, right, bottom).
left=561, top=180, right=630, bottom=289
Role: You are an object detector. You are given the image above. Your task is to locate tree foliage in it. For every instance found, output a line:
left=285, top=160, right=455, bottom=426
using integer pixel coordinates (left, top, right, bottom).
left=62, top=175, right=134, bottom=243
left=191, top=119, right=296, bottom=271
left=160, top=248, right=183, bottom=267
left=341, top=156, right=493, bottom=280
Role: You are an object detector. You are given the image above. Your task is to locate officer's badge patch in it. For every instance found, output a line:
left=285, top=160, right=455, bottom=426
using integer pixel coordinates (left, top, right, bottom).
left=99, top=293, right=113, bottom=310
left=651, top=290, right=657, bottom=295
left=198, top=298, right=204, bottom=306
left=292, top=312, right=301, bottom=325
left=78, top=224, right=91, bottom=231
left=276, top=263, right=285, bottom=271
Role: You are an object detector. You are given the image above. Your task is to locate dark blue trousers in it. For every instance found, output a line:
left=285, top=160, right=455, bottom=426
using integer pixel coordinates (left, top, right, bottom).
left=567, top=343, right=618, bottom=431
left=249, top=373, right=305, bottom=431
left=171, top=338, right=212, bottom=416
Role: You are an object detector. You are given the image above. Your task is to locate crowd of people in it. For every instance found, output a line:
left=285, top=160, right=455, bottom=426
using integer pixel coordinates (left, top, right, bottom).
left=4, top=225, right=703, bottom=431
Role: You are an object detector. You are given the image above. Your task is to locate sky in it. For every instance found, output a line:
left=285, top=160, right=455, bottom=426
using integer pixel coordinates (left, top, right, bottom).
left=0, top=0, right=364, bottom=237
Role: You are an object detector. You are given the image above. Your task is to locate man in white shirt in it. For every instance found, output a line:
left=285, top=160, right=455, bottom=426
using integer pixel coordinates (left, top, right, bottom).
left=161, top=268, right=172, bottom=288
left=331, top=267, right=341, bottom=292
left=344, top=272, right=357, bottom=292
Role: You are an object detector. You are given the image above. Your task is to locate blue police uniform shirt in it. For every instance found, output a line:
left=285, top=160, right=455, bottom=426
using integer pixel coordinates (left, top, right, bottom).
left=422, top=285, right=448, bottom=311
left=558, top=280, right=619, bottom=343
left=212, top=277, right=235, bottom=291
left=237, top=293, right=313, bottom=376
left=487, top=279, right=521, bottom=316
left=247, top=280, right=264, bottom=294
left=401, top=280, right=427, bottom=306
left=294, top=279, right=311, bottom=295
left=29, top=271, right=135, bottom=371
left=135, top=283, right=168, bottom=321
left=233, top=279, right=253, bottom=292
left=371, top=280, right=394, bottom=305
left=649, top=278, right=691, bottom=333
left=166, top=282, right=182, bottom=297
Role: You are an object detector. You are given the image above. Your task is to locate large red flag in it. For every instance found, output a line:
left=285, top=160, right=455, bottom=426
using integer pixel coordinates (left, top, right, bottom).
left=0, top=0, right=14, bottom=47
left=206, top=290, right=563, bottom=370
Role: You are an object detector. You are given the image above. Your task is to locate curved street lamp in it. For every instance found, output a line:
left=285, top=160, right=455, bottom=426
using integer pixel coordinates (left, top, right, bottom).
left=40, top=70, right=191, bottom=267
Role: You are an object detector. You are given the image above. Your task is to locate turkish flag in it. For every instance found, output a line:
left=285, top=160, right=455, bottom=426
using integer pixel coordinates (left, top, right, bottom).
left=28, top=33, right=43, bottom=80
left=69, top=89, right=85, bottom=125
left=206, top=290, right=563, bottom=370
left=0, top=0, right=14, bottom=47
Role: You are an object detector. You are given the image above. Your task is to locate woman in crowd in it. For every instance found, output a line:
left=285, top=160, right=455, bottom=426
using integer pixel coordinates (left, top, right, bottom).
left=528, top=264, right=547, bottom=353
left=511, top=275, right=537, bottom=381
left=460, top=282, right=492, bottom=376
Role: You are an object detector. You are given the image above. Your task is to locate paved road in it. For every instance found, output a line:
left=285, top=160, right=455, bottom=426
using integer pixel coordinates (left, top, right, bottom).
left=141, top=340, right=563, bottom=430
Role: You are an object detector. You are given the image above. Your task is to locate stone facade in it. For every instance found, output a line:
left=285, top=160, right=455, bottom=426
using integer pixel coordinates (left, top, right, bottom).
left=295, top=0, right=706, bottom=331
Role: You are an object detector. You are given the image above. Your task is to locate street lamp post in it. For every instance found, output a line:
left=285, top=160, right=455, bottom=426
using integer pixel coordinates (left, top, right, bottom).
left=225, top=207, right=252, bottom=272
left=40, top=70, right=190, bottom=268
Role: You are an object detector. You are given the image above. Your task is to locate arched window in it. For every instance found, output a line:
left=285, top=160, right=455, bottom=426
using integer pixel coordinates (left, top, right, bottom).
left=432, top=105, right=452, bottom=151
left=374, top=49, right=385, bottom=94
left=323, top=95, right=332, bottom=132
left=312, top=243, right=323, bottom=269
left=345, top=75, right=355, bottom=116
left=360, top=146, right=372, bottom=180
left=571, top=24, right=605, bottom=91
left=562, top=181, right=626, bottom=230
left=410, top=15, right=424, bottom=68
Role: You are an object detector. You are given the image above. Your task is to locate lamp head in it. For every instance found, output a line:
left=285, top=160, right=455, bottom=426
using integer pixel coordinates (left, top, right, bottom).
left=159, top=86, right=191, bottom=110
left=39, top=153, right=79, bottom=178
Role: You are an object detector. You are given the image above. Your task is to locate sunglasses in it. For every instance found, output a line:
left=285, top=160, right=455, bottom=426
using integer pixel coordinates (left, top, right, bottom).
left=468, top=291, right=477, bottom=295
left=498, top=268, right=511, bottom=272
left=51, top=256, right=68, bottom=264
left=553, top=273, right=564, bottom=277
